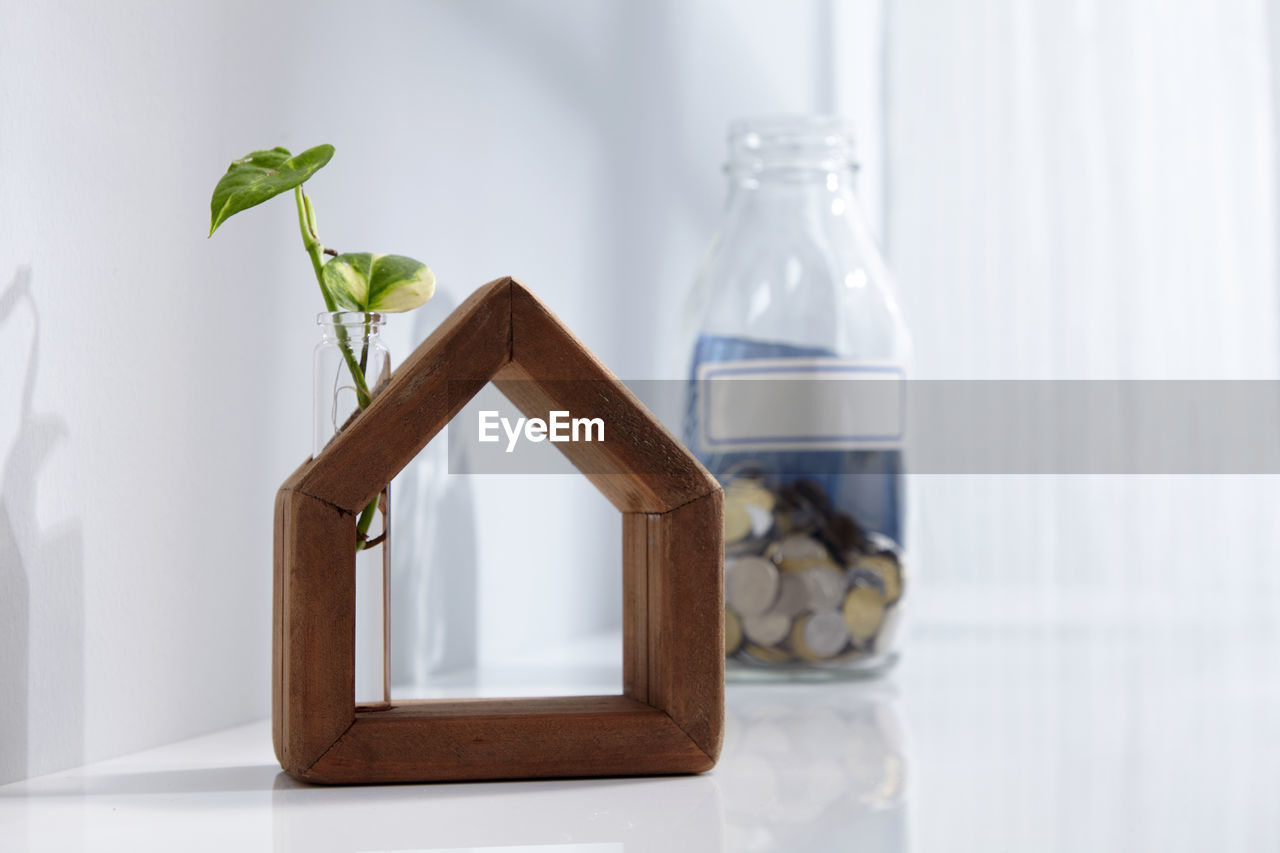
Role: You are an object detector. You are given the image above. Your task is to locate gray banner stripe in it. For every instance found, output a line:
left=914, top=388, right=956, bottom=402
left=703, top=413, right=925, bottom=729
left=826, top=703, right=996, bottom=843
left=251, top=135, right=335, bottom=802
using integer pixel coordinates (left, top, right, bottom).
left=445, top=380, right=1280, bottom=475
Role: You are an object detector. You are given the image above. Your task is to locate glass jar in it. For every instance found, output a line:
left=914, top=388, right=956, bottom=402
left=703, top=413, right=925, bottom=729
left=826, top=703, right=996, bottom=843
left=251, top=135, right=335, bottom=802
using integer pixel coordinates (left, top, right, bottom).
left=314, top=311, right=391, bottom=706
left=682, top=116, right=911, bottom=678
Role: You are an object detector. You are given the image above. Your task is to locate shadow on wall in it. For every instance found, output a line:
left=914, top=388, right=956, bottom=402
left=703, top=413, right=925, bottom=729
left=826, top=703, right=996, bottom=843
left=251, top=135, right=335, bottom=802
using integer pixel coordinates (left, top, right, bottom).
left=389, top=291, right=479, bottom=692
left=0, top=266, right=84, bottom=784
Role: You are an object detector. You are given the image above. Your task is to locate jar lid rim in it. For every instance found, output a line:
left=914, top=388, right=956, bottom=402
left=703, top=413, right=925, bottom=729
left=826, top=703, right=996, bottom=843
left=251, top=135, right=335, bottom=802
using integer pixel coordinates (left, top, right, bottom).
left=316, top=311, right=386, bottom=325
left=727, top=115, right=857, bottom=172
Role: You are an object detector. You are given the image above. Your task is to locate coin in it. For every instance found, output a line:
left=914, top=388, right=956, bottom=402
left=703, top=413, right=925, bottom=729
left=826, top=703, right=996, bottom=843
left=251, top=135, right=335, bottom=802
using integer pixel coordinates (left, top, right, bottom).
left=767, top=572, right=809, bottom=619
left=789, top=610, right=850, bottom=660
left=725, top=479, right=775, bottom=541
left=726, top=534, right=768, bottom=559
left=779, top=555, right=838, bottom=574
left=742, top=611, right=792, bottom=647
left=854, top=552, right=902, bottom=606
left=744, top=642, right=792, bottom=664
left=724, top=499, right=752, bottom=544
left=726, top=478, right=776, bottom=512
left=726, top=556, right=779, bottom=617
left=844, top=565, right=887, bottom=598
left=800, top=565, right=847, bottom=611
left=719, top=476, right=905, bottom=670
left=771, top=533, right=833, bottom=572
left=725, top=607, right=743, bottom=655
left=842, top=584, right=887, bottom=644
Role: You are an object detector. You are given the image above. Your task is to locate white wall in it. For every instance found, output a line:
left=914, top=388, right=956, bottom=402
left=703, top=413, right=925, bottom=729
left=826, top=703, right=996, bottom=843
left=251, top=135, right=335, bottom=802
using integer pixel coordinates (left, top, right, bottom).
left=0, top=0, right=314, bottom=784
left=0, top=0, right=870, bottom=782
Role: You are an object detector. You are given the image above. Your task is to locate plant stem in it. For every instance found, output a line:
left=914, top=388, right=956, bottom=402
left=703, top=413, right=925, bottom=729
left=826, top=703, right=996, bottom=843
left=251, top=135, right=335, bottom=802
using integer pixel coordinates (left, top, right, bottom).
left=295, top=185, right=371, bottom=408
left=296, top=184, right=382, bottom=547
left=359, top=315, right=370, bottom=376
left=355, top=495, right=380, bottom=549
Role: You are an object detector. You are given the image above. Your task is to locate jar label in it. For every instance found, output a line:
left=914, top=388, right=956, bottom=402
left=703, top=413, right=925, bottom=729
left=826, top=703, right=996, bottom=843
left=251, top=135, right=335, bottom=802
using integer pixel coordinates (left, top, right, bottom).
left=694, top=357, right=907, bottom=453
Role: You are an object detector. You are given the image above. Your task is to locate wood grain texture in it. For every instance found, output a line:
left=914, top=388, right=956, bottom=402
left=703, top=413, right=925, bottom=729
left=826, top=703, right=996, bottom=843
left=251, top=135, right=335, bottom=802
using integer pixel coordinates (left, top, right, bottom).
left=495, top=280, right=719, bottom=514
left=646, top=491, right=725, bottom=762
left=299, top=696, right=713, bottom=784
left=622, top=512, right=650, bottom=704
left=285, top=276, right=512, bottom=514
left=273, top=489, right=357, bottom=775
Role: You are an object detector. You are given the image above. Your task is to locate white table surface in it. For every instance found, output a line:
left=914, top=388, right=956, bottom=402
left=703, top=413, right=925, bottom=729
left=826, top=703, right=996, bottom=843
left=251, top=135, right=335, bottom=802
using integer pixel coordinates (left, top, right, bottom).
left=3, top=625, right=1278, bottom=852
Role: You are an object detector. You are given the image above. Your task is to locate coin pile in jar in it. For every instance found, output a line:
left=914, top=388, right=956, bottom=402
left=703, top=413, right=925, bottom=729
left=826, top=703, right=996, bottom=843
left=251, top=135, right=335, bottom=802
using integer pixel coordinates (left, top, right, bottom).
left=722, top=475, right=904, bottom=666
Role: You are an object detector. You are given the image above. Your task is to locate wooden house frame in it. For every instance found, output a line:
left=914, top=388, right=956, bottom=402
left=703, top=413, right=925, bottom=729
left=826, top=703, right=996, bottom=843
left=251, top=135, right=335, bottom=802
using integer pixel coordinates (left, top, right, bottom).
left=273, top=277, right=724, bottom=783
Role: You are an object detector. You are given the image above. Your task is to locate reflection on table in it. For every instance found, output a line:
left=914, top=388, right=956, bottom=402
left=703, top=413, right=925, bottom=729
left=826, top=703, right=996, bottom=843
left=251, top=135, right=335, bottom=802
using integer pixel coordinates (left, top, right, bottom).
left=720, top=679, right=907, bottom=852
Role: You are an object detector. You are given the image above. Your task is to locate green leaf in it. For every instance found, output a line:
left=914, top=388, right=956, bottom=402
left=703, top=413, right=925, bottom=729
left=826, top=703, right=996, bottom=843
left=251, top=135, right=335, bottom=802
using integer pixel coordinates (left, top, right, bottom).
left=208, top=144, right=334, bottom=236
left=322, top=253, right=436, bottom=313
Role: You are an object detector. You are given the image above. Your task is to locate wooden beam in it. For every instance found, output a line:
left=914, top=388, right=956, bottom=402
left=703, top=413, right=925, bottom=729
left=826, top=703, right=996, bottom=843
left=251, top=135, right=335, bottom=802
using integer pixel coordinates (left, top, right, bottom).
left=300, top=696, right=713, bottom=784
left=274, top=489, right=357, bottom=775
left=646, top=490, right=725, bottom=762
left=622, top=512, right=650, bottom=704
left=287, top=276, right=513, bottom=514
left=496, top=280, right=718, bottom=514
